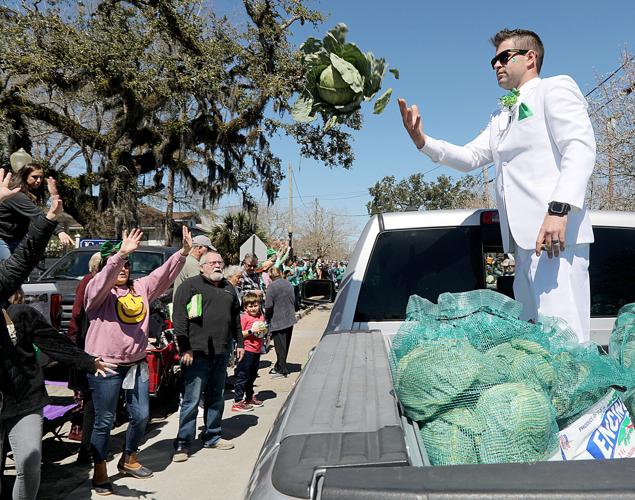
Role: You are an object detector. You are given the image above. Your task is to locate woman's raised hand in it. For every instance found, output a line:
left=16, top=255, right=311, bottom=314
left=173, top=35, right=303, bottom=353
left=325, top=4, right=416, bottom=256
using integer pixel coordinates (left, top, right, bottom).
left=119, top=228, right=144, bottom=257
left=0, top=169, right=21, bottom=204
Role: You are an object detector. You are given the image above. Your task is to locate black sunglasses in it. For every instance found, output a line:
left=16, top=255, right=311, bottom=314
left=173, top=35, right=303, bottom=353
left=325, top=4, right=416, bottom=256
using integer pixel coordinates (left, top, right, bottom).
left=491, top=49, right=529, bottom=70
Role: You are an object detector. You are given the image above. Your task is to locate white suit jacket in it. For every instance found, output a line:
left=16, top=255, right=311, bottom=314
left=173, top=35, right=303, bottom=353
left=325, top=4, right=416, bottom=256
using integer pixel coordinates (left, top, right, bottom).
left=421, top=76, right=596, bottom=252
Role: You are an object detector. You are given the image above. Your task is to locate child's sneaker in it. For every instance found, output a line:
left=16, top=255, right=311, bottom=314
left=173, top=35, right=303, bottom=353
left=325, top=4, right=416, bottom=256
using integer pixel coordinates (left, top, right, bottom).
left=232, top=400, right=254, bottom=412
left=246, top=396, right=264, bottom=407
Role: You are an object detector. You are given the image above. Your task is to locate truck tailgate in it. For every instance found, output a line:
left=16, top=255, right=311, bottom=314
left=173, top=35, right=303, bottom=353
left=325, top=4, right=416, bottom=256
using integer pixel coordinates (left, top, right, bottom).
left=319, top=459, right=635, bottom=499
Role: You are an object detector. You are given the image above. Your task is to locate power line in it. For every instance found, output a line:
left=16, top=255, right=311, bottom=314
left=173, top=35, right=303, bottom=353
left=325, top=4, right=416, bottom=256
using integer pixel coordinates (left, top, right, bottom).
left=585, top=54, right=635, bottom=97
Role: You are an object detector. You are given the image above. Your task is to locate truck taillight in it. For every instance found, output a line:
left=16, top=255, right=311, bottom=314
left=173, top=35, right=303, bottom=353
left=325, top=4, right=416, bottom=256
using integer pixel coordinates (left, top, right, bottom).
left=50, top=293, right=62, bottom=331
left=480, top=210, right=500, bottom=225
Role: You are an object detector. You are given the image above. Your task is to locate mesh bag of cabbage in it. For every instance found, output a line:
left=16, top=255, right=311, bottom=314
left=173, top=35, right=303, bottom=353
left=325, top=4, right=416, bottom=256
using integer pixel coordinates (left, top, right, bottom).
left=391, top=290, right=635, bottom=465
left=609, top=303, right=635, bottom=415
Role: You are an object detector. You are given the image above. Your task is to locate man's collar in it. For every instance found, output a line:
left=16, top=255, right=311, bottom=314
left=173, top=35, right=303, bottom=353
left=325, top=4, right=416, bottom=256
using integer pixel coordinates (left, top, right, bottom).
left=201, top=274, right=226, bottom=287
left=517, top=76, right=541, bottom=95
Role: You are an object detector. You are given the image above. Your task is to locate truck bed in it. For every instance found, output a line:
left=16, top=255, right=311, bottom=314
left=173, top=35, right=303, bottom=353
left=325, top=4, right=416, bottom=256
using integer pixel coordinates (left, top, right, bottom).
left=246, top=329, right=635, bottom=499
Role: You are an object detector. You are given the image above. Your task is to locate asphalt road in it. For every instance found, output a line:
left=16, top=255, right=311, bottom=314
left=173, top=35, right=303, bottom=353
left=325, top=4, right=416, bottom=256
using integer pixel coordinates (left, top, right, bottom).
left=25, top=304, right=331, bottom=500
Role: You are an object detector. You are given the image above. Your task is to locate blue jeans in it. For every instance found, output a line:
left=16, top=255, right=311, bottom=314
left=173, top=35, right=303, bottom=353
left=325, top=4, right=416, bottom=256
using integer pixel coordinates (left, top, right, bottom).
left=0, top=238, right=20, bottom=261
left=87, top=364, right=149, bottom=463
left=233, top=351, right=260, bottom=402
left=176, top=351, right=229, bottom=449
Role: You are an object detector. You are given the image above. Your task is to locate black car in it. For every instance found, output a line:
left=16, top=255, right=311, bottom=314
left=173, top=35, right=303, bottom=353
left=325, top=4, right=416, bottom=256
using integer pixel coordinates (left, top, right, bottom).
left=35, top=245, right=178, bottom=335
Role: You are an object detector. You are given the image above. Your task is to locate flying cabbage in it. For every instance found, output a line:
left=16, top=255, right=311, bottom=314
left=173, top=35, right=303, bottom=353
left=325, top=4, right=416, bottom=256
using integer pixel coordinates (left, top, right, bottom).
left=291, top=23, right=398, bottom=131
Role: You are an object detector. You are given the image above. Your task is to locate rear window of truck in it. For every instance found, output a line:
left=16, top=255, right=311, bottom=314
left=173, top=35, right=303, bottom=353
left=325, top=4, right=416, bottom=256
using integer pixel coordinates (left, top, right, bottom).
left=589, top=227, right=635, bottom=317
left=354, top=225, right=635, bottom=322
left=354, top=227, right=484, bottom=321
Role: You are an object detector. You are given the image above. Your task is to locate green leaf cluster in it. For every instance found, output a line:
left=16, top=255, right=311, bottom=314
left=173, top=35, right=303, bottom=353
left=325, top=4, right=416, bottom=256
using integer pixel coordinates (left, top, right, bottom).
left=291, top=23, right=398, bottom=131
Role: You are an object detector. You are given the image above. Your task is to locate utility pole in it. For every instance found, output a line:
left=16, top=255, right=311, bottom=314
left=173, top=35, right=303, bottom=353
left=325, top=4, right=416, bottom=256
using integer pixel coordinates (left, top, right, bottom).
left=483, top=165, right=491, bottom=207
left=288, top=162, right=293, bottom=257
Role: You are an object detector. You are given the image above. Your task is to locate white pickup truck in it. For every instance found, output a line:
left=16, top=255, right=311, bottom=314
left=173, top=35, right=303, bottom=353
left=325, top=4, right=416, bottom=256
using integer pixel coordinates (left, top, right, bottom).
left=245, top=208, right=635, bottom=500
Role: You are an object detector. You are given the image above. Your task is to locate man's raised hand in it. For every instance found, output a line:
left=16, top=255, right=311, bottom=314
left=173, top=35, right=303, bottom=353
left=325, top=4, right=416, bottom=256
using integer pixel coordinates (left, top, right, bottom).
left=398, top=98, right=427, bottom=150
left=119, top=228, right=144, bottom=257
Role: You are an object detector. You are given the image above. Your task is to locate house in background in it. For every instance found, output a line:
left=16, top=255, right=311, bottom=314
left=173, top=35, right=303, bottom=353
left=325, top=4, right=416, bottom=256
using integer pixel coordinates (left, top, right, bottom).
left=58, top=204, right=210, bottom=247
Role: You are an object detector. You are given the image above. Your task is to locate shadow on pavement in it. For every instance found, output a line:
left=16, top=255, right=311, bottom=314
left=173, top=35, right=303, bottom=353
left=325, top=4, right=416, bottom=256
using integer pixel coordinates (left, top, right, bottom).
left=221, top=414, right=259, bottom=440
left=255, top=390, right=277, bottom=402
left=135, top=438, right=181, bottom=473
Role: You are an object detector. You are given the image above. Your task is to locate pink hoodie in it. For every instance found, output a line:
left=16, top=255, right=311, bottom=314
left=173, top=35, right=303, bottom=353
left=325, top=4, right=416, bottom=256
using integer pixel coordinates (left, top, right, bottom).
left=84, top=251, right=186, bottom=364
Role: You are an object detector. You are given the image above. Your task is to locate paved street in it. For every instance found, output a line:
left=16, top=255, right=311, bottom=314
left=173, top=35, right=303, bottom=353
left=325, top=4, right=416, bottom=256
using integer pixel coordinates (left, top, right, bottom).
left=28, top=304, right=331, bottom=500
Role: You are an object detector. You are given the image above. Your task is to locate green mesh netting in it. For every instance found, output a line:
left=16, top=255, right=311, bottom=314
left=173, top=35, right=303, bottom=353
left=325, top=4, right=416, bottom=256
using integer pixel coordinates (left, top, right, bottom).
left=420, top=408, right=485, bottom=465
left=391, top=290, right=635, bottom=466
left=609, top=303, right=635, bottom=416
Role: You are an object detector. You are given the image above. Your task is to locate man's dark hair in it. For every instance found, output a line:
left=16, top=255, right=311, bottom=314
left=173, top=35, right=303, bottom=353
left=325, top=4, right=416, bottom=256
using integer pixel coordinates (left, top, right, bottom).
left=490, top=29, right=544, bottom=73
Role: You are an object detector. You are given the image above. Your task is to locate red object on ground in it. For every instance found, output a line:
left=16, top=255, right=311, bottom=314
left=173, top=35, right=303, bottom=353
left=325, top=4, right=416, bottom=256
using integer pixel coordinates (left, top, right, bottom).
left=146, top=341, right=178, bottom=396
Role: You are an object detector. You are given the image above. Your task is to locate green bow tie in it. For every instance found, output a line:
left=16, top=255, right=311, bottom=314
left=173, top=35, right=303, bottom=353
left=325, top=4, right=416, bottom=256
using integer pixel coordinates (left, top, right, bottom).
left=500, top=88, right=520, bottom=109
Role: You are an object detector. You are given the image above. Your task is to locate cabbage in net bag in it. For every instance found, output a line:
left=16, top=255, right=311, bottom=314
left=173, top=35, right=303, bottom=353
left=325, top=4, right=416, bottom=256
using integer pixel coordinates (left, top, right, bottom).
left=392, top=290, right=635, bottom=465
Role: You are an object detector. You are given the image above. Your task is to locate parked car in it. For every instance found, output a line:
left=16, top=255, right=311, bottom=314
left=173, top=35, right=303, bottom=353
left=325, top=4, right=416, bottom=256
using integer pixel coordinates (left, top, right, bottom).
left=31, top=245, right=178, bottom=335
left=245, top=208, right=635, bottom=500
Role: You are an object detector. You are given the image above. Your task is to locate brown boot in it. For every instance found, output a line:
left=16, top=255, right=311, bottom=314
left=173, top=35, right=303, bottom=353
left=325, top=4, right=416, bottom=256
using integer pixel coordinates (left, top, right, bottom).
left=117, top=452, right=153, bottom=479
left=92, top=461, right=113, bottom=496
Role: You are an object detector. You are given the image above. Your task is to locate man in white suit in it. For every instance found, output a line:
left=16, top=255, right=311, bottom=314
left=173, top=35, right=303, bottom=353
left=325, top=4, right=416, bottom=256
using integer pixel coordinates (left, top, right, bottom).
left=399, top=29, right=595, bottom=342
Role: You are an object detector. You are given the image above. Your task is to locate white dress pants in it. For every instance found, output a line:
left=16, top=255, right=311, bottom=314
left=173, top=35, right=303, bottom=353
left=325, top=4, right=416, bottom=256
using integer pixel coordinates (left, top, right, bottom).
left=513, top=244, right=590, bottom=343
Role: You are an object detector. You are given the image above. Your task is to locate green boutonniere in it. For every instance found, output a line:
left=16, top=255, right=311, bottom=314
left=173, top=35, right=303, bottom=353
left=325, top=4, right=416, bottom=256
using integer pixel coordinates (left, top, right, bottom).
left=499, top=88, right=520, bottom=109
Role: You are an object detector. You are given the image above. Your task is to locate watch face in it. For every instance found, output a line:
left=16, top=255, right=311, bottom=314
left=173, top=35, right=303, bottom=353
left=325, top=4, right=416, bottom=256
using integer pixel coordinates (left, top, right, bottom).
left=551, top=202, right=564, bottom=213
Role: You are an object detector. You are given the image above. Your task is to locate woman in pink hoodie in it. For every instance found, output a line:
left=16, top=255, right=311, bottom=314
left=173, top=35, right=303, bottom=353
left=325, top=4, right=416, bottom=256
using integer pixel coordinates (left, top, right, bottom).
left=84, top=227, right=191, bottom=495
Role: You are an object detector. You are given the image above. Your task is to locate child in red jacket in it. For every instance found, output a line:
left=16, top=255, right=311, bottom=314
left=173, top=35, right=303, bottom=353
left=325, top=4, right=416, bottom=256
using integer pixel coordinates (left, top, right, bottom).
left=232, top=292, right=268, bottom=412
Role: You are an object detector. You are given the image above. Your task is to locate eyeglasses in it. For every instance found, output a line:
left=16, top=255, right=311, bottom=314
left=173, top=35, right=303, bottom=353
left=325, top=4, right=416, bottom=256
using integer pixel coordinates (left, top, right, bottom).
left=490, top=49, right=529, bottom=70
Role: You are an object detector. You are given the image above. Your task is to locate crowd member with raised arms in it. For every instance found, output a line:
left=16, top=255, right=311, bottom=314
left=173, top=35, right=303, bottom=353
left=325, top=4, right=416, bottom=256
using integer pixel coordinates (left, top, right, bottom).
left=0, top=162, right=74, bottom=260
left=0, top=172, right=116, bottom=500
left=83, top=226, right=191, bottom=495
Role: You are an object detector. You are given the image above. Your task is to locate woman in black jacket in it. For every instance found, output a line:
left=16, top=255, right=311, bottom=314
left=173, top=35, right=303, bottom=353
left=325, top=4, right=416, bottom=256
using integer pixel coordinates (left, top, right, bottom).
left=0, top=170, right=115, bottom=500
left=1, top=302, right=114, bottom=500
left=0, top=163, right=74, bottom=261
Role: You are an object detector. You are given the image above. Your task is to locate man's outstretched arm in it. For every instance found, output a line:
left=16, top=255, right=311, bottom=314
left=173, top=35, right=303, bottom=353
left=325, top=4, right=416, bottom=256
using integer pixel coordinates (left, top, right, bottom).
left=398, top=98, right=493, bottom=172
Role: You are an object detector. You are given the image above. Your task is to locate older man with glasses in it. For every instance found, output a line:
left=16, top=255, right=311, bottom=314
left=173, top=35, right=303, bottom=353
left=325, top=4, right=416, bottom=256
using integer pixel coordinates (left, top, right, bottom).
left=172, top=251, right=244, bottom=462
left=240, top=252, right=264, bottom=299
left=399, top=28, right=595, bottom=343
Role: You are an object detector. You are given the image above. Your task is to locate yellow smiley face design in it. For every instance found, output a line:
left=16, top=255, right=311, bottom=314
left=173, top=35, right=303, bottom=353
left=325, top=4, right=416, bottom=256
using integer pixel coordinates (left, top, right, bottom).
left=115, top=292, right=147, bottom=324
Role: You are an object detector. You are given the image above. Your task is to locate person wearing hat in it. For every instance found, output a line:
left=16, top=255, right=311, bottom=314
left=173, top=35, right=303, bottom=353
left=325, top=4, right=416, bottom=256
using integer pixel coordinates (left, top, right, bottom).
left=0, top=161, right=74, bottom=260
left=83, top=227, right=191, bottom=494
left=172, top=234, right=215, bottom=298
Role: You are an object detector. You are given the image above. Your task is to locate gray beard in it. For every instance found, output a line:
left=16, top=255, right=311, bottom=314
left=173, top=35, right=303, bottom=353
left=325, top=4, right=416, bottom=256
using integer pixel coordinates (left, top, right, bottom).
left=209, top=270, right=224, bottom=282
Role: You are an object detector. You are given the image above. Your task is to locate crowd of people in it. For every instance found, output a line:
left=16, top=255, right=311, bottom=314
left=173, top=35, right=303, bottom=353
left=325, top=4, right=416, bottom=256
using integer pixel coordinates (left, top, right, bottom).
left=0, top=159, right=347, bottom=498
